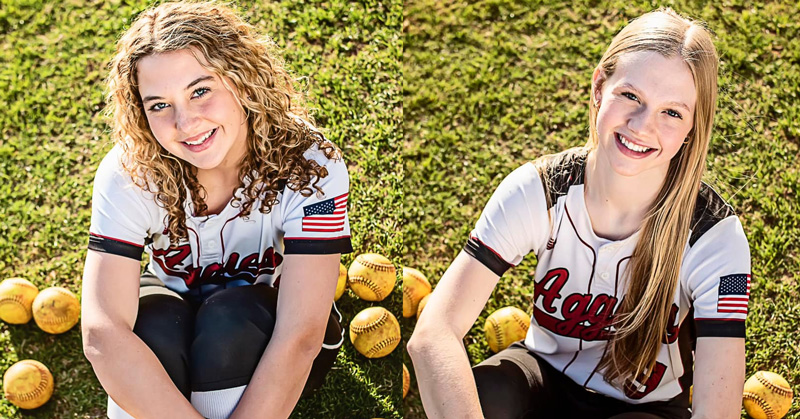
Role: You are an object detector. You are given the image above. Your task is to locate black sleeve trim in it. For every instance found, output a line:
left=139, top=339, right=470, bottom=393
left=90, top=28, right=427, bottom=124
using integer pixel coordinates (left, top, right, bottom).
left=284, top=237, right=353, bottom=255
left=463, top=236, right=513, bottom=276
left=695, top=319, right=745, bottom=338
left=88, top=233, right=144, bottom=261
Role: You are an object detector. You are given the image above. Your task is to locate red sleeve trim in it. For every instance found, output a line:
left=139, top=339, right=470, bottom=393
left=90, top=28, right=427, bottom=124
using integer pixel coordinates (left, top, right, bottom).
left=89, top=232, right=144, bottom=248
left=463, top=235, right=514, bottom=276
left=284, top=235, right=351, bottom=241
left=471, top=235, right=516, bottom=266
left=694, top=317, right=745, bottom=322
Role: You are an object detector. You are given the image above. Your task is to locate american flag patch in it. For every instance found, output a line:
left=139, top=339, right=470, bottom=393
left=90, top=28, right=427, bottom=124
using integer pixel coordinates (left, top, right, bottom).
left=717, top=273, right=751, bottom=314
left=301, top=192, right=348, bottom=232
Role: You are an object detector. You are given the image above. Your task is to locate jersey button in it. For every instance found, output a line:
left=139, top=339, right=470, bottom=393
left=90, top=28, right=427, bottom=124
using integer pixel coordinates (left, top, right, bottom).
left=207, top=240, right=217, bottom=248
left=600, top=272, right=609, bottom=280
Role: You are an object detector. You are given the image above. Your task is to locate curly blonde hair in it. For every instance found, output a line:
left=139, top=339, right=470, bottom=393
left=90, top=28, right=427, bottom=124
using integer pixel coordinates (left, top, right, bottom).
left=105, top=1, right=338, bottom=243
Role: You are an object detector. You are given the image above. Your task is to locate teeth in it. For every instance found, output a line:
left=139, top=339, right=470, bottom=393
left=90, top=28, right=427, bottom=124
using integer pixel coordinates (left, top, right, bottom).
left=185, top=128, right=215, bottom=145
left=617, top=133, right=650, bottom=153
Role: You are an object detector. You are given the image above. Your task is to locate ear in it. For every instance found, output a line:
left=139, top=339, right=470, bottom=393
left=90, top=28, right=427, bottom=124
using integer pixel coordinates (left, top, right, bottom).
left=592, top=67, right=606, bottom=105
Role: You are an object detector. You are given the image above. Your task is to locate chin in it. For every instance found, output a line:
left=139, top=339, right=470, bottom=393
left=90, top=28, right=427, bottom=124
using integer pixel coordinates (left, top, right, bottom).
left=612, top=165, right=648, bottom=178
left=187, top=157, right=224, bottom=171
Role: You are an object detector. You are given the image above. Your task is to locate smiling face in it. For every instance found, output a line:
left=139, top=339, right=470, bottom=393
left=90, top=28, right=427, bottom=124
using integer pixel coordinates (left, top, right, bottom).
left=593, top=51, right=696, bottom=180
left=137, top=49, right=248, bottom=178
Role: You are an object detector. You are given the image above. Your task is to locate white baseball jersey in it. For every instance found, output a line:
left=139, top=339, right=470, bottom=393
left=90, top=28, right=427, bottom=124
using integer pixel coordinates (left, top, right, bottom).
left=88, top=144, right=352, bottom=300
left=465, top=148, right=750, bottom=404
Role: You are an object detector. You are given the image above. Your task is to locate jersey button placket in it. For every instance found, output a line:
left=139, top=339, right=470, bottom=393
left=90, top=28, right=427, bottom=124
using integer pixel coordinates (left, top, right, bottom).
left=596, top=245, right=610, bottom=282
left=198, top=218, right=222, bottom=261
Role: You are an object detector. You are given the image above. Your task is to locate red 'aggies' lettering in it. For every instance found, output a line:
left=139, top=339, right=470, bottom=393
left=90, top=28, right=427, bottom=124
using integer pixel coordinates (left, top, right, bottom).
left=535, top=268, right=569, bottom=313
left=151, top=244, right=283, bottom=288
left=151, top=244, right=193, bottom=278
left=624, top=362, right=667, bottom=400
left=533, top=268, right=619, bottom=341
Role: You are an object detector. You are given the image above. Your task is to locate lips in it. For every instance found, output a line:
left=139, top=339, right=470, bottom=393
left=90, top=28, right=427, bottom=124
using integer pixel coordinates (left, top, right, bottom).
left=182, top=127, right=217, bottom=152
left=614, top=132, right=656, bottom=158
left=184, top=128, right=216, bottom=145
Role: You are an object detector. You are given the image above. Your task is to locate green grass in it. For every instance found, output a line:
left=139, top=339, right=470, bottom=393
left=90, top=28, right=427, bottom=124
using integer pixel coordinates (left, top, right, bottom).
left=0, top=0, right=402, bottom=418
left=403, top=1, right=800, bottom=418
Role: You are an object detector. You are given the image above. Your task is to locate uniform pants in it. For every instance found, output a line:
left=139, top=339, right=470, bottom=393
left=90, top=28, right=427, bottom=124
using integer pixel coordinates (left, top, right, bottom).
left=133, top=276, right=343, bottom=399
left=472, top=342, right=692, bottom=419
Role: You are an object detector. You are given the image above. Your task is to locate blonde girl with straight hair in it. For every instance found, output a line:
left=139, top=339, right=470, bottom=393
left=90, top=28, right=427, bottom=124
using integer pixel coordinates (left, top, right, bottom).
left=81, top=2, right=352, bottom=418
left=410, top=8, right=750, bottom=419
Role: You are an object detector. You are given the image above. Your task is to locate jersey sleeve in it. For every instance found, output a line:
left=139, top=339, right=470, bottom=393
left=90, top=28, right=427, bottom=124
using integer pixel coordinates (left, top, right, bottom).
left=464, top=163, right=551, bottom=276
left=280, top=146, right=353, bottom=255
left=683, top=215, right=751, bottom=338
left=87, top=147, right=158, bottom=261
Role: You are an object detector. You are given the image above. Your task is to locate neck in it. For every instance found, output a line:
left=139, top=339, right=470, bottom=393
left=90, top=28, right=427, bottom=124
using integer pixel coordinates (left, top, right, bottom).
left=584, top=149, right=666, bottom=240
left=196, top=164, right=240, bottom=192
left=195, top=165, right=241, bottom=216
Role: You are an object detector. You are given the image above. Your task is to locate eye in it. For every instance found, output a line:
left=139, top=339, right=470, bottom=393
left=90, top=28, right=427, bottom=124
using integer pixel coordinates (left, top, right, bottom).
left=148, top=102, right=169, bottom=112
left=665, top=109, right=683, bottom=119
left=622, top=92, right=639, bottom=102
left=192, top=87, right=210, bottom=98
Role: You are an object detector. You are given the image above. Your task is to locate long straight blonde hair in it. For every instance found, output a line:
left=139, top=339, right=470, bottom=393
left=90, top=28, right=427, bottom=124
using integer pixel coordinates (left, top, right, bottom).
left=585, top=9, right=719, bottom=384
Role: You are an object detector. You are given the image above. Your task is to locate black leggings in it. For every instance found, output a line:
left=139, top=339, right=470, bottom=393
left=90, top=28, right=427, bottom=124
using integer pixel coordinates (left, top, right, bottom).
left=132, top=282, right=342, bottom=398
left=472, top=342, right=691, bottom=419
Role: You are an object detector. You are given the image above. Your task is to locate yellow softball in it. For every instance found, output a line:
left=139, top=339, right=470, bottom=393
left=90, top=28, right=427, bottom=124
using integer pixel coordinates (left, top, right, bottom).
left=3, top=359, right=54, bottom=409
left=347, top=254, right=396, bottom=301
left=403, top=363, right=410, bottom=399
left=0, top=278, right=39, bottom=324
left=32, top=287, right=81, bottom=334
left=335, top=263, right=348, bottom=301
left=484, top=306, right=530, bottom=353
left=743, top=371, right=793, bottom=419
left=402, top=267, right=431, bottom=318
left=349, top=306, right=400, bottom=358
left=416, top=293, right=431, bottom=320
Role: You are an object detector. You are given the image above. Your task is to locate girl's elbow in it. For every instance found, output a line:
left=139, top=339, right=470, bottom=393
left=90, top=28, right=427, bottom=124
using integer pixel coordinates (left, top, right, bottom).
left=82, top=323, right=112, bottom=363
left=286, top=326, right=326, bottom=359
left=81, top=323, right=128, bottom=364
left=407, top=325, right=439, bottom=358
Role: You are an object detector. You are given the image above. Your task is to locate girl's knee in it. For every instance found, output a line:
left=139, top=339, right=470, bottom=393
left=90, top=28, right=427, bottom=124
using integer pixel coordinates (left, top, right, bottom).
left=190, top=287, right=276, bottom=391
left=132, top=293, right=193, bottom=397
left=473, top=361, right=532, bottom=419
left=133, top=293, right=193, bottom=351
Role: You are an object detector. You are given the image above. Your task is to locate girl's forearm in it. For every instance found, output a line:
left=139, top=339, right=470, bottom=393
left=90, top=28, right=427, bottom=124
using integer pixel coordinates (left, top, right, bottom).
left=408, top=327, right=484, bottom=419
left=229, top=332, right=320, bottom=419
left=84, top=325, right=204, bottom=419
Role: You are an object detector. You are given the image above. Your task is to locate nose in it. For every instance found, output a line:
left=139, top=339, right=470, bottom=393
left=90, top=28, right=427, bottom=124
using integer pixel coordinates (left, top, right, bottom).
left=174, top=105, right=200, bottom=137
left=627, top=106, right=657, bottom=138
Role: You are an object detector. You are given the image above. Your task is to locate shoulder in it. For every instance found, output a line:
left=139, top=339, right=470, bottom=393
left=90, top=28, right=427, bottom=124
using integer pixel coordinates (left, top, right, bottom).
left=92, top=145, right=156, bottom=204
left=302, top=140, right=345, bottom=166
left=95, top=145, right=125, bottom=176
left=688, top=183, right=740, bottom=247
left=291, top=116, right=344, bottom=165
left=94, top=145, right=136, bottom=189
left=533, top=147, right=588, bottom=209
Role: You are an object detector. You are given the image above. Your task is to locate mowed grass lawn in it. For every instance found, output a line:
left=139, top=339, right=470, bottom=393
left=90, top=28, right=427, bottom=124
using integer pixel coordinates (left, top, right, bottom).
left=0, top=0, right=402, bottom=418
left=403, top=1, right=799, bottom=418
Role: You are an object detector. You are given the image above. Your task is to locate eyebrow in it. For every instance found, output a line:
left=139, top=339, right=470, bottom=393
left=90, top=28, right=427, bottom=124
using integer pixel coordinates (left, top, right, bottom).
left=141, top=75, right=216, bottom=103
left=618, top=82, right=692, bottom=112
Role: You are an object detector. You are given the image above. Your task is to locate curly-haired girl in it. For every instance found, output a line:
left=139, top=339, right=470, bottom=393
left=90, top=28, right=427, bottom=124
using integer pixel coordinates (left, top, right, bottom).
left=409, top=9, right=749, bottom=419
left=81, top=2, right=351, bottom=418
